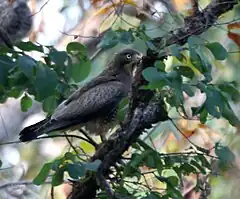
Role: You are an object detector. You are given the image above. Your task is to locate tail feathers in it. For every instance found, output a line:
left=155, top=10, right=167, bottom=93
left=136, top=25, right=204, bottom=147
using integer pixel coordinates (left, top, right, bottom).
left=19, top=119, right=50, bottom=142
left=19, top=118, right=73, bottom=142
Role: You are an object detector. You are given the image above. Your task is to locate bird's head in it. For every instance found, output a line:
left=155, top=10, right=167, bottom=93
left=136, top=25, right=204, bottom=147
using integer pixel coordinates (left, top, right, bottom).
left=113, top=49, right=143, bottom=75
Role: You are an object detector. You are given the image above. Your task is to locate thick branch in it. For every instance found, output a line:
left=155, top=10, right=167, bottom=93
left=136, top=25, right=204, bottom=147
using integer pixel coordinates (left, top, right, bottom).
left=152, top=0, right=237, bottom=46
left=69, top=0, right=238, bottom=198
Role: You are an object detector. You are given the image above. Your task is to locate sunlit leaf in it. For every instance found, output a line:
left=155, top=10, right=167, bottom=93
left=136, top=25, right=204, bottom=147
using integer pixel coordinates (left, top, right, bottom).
left=112, top=13, right=141, bottom=31
left=33, top=162, right=52, bottom=185
left=66, top=42, right=87, bottom=58
left=20, top=94, right=33, bottom=112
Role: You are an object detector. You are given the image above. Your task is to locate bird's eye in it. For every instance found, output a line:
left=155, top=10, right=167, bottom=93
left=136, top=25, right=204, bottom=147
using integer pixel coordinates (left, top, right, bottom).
left=126, top=54, right=132, bottom=59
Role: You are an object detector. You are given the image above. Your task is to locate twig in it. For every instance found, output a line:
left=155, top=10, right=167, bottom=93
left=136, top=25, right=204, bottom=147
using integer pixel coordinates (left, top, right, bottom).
left=63, top=132, right=85, bottom=161
left=78, top=129, right=98, bottom=147
left=31, top=0, right=50, bottom=17
left=0, top=179, right=68, bottom=190
left=69, top=0, right=238, bottom=198
left=51, top=186, right=55, bottom=199
left=0, top=134, right=97, bottom=148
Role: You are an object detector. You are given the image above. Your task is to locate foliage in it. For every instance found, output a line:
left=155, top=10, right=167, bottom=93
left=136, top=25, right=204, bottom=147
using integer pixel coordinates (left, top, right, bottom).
left=0, top=2, right=239, bottom=198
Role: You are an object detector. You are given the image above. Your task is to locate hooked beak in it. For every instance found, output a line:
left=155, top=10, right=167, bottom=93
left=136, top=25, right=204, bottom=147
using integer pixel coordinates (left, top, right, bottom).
left=136, top=53, right=143, bottom=64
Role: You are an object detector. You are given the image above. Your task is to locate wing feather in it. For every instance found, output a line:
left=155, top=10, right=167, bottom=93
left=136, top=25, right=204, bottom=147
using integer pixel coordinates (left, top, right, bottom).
left=51, top=81, right=128, bottom=121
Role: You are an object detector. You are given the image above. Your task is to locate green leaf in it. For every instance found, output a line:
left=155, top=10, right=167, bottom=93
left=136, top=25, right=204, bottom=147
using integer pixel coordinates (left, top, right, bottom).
left=0, top=55, right=15, bottom=85
left=218, top=83, right=240, bottom=102
left=17, top=55, right=37, bottom=78
left=52, top=167, right=64, bottom=186
left=180, top=163, right=197, bottom=174
left=200, top=108, right=208, bottom=123
left=155, top=61, right=165, bottom=72
left=117, top=30, right=135, bottom=44
left=64, top=152, right=76, bottom=162
left=33, top=162, right=52, bottom=185
left=197, top=155, right=211, bottom=170
left=174, top=66, right=194, bottom=79
left=190, top=160, right=206, bottom=174
left=33, top=64, right=58, bottom=101
left=182, top=84, right=194, bottom=97
left=188, top=35, right=204, bottom=47
left=66, top=163, right=85, bottom=179
left=20, top=94, right=33, bottom=112
left=98, top=30, right=119, bottom=49
left=189, top=48, right=202, bottom=73
left=49, top=50, right=68, bottom=67
left=221, top=100, right=240, bottom=126
left=84, top=159, right=101, bottom=172
left=215, top=143, right=235, bottom=164
left=142, top=67, right=166, bottom=83
left=195, top=47, right=212, bottom=82
left=168, top=44, right=183, bottom=61
left=206, top=42, right=228, bottom=60
left=167, top=176, right=179, bottom=186
left=145, top=155, right=156, bottom=168
left=51, top=158, right=64, bottom=171
left=204, top=88, right=224, bottom=118
left=166, top=71, right=184, bottom=107
left=66, top=42, right=87, bottom=58
left=42, top=96, right=57, bottom=113
left=71, top=60, right=91, bottom=82
left=131, top=150, right=152, bottom=168
left=16, top=41, right=44, bottom=52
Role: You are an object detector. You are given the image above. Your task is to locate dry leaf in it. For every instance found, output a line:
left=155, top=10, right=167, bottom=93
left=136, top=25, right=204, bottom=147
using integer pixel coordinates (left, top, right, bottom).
left=227, top=22, right=240, bottom=46
left=228, top=32, right=240, bottom=46
left=227, top=22, right=240, bottom=30
left=112, top=13, right=141, bottom=30
left=93, top=0, right=136, bottom=16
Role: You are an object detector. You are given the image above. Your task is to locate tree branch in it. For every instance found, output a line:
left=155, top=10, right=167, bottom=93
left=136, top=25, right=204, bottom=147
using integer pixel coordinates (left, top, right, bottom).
left=68, top=0, right=238, bottom=198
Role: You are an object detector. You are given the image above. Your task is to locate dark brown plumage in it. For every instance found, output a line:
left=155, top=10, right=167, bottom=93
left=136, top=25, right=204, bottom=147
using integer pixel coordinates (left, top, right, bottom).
left=19, top=49, right=142, bottom=142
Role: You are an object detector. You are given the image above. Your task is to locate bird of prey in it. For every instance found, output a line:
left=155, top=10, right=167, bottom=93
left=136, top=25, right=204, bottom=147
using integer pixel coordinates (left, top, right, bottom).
left=19, top=49, right=142, bottom=142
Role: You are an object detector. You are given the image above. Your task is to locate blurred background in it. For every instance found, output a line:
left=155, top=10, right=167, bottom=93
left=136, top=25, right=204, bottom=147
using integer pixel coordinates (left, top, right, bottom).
left=0, top=0, right=239, bottom=198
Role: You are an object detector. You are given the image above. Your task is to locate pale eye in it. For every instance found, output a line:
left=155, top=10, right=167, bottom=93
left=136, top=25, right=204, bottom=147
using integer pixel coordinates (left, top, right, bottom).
left=126, top=54, right=132, bottom=59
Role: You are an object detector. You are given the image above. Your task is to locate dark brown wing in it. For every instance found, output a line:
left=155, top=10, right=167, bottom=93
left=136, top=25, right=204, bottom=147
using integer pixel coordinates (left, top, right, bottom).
left=51, top=81, right=128, bottom=121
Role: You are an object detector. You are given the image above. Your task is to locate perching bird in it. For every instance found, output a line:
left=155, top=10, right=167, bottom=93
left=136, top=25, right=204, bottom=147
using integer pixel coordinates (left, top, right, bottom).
left=19, top=49, right=142, bottom=142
